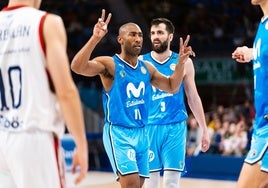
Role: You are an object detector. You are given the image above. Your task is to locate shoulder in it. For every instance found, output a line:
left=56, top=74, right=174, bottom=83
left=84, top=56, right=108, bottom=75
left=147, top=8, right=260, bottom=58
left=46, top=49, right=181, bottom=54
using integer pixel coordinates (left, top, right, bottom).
left=184, top=57, right=195, bottom=77
left=42, top=13, right=67, bottom=45
left=172, top=51, right=179, bottom=59
left=139, top=52, right=151, bottom=60
left=94, top=56, right=114, bottom=64
left=43, top=13, right=64, bottom=28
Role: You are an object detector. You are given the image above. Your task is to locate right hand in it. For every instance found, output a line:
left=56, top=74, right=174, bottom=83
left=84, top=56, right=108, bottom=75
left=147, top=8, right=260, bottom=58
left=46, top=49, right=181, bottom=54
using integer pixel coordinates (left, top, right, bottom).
left=93, top=9, right=112, bottom=39
left=232, top=46, right=253, bottom=63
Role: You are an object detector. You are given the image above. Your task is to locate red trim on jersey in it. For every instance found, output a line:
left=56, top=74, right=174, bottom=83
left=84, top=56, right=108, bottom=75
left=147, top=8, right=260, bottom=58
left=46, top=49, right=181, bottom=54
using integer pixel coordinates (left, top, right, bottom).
left=2, top=4, right=29, bottom=11
left=39, top=13, right=55, bottom=92
left=39, top=13, right=47, bottom=55
left=54, top=135, right=64, bottom=188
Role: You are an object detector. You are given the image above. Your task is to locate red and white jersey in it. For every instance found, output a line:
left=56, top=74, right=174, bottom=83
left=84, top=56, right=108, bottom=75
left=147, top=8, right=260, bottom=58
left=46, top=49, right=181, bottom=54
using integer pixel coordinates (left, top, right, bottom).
left=0, top=6, right=64, bottom=137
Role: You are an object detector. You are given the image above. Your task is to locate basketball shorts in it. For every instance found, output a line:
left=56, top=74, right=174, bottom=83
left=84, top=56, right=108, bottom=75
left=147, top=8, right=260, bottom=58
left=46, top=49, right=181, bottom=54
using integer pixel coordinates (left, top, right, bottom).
left=102, top=123, right=149, bottom=180
left=0, top=131, right=65, bottom=188
left=245, top=134, right=268, bottom=172
left=147, top=121, right=187, bottom=172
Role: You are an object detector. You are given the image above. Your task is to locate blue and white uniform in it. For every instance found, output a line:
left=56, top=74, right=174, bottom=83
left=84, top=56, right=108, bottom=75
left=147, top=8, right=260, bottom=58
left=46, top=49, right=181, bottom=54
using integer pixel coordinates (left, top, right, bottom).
left=0, top=6, right=65, bottom=188
left=102, top=54, right=151, bottom=179
left=140, top=52, right=188, bottom=172
left=245, top=16, right=268, bottom=172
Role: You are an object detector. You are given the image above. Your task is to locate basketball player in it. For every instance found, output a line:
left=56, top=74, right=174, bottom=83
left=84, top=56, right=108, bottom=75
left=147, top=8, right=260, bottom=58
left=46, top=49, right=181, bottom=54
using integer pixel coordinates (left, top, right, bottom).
left=0, top=0, right=88, bottom=188
left=71, top=9, right=195, bottom=188
left=232, top=1, right=268, bottom=188
left=139, top=18, right=210, bottom=188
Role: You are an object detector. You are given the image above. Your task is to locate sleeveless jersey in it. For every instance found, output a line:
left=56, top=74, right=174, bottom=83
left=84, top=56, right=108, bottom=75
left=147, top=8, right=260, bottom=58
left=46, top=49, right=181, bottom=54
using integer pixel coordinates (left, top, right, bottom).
left=140, top=52, right=188, bottom=125
left=0, top=6, right=64, bottom=137
left=102, top=54, right=151, bottom=128
left=252, top=16, right=268, bottom=135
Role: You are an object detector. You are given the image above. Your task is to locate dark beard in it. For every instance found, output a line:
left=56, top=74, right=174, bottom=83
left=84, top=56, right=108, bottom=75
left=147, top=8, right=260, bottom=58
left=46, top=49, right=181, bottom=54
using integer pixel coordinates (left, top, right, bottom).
left=152, top=40, right=168, bottom=53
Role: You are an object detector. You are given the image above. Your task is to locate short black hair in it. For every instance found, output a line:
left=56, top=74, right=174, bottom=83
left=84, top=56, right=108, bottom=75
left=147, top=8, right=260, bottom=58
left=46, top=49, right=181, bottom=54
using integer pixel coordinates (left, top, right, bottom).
left=150, top=18, right=175, bottom=34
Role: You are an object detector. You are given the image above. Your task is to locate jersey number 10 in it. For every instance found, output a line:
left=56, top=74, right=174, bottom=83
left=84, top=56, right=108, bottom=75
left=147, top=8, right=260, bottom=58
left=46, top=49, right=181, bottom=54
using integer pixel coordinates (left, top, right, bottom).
left=0, top=66, right=22, bottom=111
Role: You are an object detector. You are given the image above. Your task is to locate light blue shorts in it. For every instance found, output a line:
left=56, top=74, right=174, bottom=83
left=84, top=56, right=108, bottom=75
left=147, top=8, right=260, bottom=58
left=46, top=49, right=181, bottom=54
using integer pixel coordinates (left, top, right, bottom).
left=102, top=123, right=149, bottom=179
left=245, top=134, right=268, bottom=172
left=148, top=121, right=187, bottom=172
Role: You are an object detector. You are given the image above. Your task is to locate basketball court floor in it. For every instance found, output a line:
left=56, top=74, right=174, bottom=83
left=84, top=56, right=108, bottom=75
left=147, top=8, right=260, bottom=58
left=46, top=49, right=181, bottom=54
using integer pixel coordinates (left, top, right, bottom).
left=66, top=171, right=237, bottom=188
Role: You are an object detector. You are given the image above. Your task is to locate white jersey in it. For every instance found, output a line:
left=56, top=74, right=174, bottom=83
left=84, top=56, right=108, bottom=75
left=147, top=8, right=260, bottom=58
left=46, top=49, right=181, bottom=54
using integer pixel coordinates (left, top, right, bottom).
left=0, top=6, right=64, bottom=137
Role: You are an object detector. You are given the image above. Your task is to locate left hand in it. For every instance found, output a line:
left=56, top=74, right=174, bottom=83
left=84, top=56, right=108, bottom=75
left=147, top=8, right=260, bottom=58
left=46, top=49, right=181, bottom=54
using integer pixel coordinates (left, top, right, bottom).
left=200, top=129, right=210, bottom=152
left=178, top=35, right=195, bottom=65
left=71, top=147, right=89, bottom=185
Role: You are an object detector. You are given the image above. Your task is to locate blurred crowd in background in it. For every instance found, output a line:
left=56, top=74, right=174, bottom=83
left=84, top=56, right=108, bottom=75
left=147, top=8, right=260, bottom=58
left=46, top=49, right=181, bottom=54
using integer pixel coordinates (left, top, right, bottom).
left=0, top=0, right=261, bottom=161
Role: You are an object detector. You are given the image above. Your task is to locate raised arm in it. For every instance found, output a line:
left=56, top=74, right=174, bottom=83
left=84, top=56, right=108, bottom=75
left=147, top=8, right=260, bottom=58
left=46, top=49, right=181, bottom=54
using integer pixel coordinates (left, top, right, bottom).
left=71, top=9, right=112, bottom=77
left=43, top=13, right=88, bottom=184
left=148, top=35, right=195, bottom=93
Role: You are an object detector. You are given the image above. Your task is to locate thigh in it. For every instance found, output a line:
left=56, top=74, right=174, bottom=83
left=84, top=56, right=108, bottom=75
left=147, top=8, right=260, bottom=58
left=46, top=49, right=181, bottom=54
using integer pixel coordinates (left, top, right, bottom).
left=236, top=162, right=268, bottom=188
left=147, top=125, right=161, bottom=171
left=162, top=122, right=187, bottom=171
left=0, top=132, right=17, bottom=188
left=4, top=131, right=64, bottom=188
left=103, top=124, right=149, bottom=179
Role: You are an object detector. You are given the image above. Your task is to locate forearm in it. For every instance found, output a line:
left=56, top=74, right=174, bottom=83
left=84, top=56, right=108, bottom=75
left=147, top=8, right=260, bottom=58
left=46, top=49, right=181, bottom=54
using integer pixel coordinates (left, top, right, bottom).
left=58, top=86, right=87, bottom=150
left=169, top=62, right=185, bottom=93
left=71, top=36, right=101, bottom=74
left=188, top=96, right=207, bottom=132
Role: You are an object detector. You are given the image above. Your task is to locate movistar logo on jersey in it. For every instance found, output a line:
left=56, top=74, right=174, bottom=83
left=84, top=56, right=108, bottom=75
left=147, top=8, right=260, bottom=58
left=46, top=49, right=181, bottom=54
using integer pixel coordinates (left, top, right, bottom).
left=253, top=38, right=261, bottom=61
left=126, top=82, right=145, bottom=107
left=126, top=82, right=145, bottom=98
left=253, top=38, right=261, bottom=71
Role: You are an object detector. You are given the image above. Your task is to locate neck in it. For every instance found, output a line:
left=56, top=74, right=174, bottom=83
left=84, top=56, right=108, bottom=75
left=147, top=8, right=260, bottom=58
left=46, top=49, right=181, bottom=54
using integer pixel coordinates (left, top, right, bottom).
left=8, top=0, right=38, bottom=8
left=118, top=53, right=138, bottom=66
left=151, top=50, right=171, bottom=62
left=260, top=1, right=268, bottom=17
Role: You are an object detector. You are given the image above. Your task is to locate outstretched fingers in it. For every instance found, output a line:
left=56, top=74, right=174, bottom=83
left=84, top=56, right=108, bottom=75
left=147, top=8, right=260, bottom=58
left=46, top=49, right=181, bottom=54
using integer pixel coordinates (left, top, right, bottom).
left=98, top=9, right=112, bottom=31
left=179, top=35, right=195, bottom=57
left=186, top=46, right=195, bottom=57
left=179, top=37, right=184, bottom=54
left=183, top=35, right=190, bottom=48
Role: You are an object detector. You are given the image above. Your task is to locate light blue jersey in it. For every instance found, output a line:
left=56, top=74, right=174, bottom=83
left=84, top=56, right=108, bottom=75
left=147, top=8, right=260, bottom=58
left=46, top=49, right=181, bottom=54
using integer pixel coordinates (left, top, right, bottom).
left=140, top=52, right=188, bottom=125
left=102, top=54, right=151, bottom=178
left=102, top=54, right=151, bottom=128
left=252, top=16, right=268, bottom=137
left=140, top=52, right=187, bottom=173
left=245, top=17, right=268, bottom=172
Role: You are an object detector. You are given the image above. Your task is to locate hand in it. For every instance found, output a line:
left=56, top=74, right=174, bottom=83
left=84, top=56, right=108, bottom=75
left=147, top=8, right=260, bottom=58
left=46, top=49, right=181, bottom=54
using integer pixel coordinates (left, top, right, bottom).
left=71, top=147, right=89, bottom=185
left=201, top=129, right=210, bottom=152
left=93, top=9, right=112, bottom=39
left=232, top=46, right=253, bottom=63
left=178, top=35, right=195, bottom=64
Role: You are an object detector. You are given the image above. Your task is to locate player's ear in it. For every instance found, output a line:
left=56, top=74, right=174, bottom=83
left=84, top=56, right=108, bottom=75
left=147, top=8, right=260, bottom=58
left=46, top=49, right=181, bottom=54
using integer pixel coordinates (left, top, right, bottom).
left=169, top=33, right=174, bottom=42
left=117, top=36, right=123, bottom=44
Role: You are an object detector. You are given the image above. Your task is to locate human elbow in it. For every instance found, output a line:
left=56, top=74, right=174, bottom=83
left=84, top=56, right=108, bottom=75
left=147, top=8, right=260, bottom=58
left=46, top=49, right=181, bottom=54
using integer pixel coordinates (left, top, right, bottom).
left=169, top=87, right=179, bottom=94
left=168, top=80, right=180, bottom=94
left=71, top=59, right=82, bottom=74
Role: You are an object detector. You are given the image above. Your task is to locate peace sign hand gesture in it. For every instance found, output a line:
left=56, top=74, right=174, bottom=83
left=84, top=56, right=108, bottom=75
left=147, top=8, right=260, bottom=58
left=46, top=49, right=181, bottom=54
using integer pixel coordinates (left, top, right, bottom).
left=93, top=9, right=112, bottom=40
left=178, top=35, right=195, bottom=64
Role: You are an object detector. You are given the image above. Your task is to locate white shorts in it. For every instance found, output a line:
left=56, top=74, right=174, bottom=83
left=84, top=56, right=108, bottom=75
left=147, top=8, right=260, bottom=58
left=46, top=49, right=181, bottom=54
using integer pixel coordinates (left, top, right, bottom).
left=0, top=130, right=66, bottom=188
